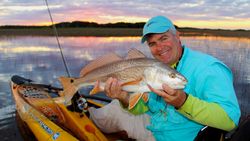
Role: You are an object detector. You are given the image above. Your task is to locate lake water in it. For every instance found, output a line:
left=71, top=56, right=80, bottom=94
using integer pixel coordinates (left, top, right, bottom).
left=0, top=36, right=249, bottom=140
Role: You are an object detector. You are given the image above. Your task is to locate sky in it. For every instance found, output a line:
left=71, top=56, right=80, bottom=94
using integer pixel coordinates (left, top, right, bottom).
left=1, top=0, right=250, bottom=30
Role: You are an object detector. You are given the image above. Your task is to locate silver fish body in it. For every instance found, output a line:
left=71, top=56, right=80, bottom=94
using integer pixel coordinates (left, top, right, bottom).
left=78, top=58, right=187, bottom=88
left=59, top=58, right=187, bottom=109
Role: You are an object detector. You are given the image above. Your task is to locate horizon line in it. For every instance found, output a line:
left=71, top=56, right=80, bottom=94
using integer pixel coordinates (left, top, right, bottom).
left=0, top=20, right=249, bottom=31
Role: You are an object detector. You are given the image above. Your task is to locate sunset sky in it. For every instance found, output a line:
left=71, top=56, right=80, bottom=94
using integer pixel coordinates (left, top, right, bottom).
left=1, top=0, right=250, bottom=30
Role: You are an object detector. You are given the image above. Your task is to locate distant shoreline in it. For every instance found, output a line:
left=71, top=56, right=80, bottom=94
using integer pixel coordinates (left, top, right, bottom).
left=1, top=27, right=250, bottom=38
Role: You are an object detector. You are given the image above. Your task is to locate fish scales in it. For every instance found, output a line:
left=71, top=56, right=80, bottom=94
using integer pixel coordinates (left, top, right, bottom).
left=78, top=58, right=161, bottom=83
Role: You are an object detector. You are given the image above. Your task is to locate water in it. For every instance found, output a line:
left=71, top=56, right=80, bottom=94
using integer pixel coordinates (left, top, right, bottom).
left=0, top=36, right=249, bottom=140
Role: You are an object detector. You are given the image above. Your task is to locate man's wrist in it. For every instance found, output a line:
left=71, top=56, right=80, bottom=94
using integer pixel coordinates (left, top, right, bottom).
left=175, top=92, right=188, bottom=109
left=119, top=91, right=130, bottom=107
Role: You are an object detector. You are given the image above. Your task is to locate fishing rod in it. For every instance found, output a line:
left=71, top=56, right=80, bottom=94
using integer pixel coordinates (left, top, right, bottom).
left=44, top=0, right=111, bottom=103
left=44, top=0, right=71, bottom=77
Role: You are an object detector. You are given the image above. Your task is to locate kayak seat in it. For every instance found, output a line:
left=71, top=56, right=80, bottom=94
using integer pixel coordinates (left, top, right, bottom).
left=227, top=115, right=250, bottom=141
left=194, top=115, right=250, bottom=141
left=194, top=126, right=226, bottom=141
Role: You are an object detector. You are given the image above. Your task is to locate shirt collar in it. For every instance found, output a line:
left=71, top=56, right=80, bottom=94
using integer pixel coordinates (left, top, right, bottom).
left=171, top=46, right=185, bottom=69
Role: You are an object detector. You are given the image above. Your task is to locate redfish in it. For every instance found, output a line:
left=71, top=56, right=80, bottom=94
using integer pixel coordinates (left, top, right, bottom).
left=59, top=49, right=187, bottom=110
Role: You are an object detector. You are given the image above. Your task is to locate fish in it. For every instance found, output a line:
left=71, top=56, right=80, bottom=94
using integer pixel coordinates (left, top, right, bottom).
left=59, top=49, right=187, bottom=110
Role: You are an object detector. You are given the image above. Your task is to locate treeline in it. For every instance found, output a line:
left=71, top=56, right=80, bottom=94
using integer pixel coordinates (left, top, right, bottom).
left=1, top=21, right=249, bottom=38
left=1, top=21, right=249, bottom=32
left=0, top=21, right=146, bottom=29
left=55, top=21, right=146, bottom=28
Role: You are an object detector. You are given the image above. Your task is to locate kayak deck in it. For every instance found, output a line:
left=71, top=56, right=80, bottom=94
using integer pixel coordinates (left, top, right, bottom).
left=11, top=75, right=134, bottom=141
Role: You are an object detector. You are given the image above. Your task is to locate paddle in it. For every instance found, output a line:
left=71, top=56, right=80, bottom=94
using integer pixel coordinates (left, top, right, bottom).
left=11, top=75, right=63, bottom=91
left=81, top=94, right=111, bottom=103
left=11, top=75, right=111, bottom=103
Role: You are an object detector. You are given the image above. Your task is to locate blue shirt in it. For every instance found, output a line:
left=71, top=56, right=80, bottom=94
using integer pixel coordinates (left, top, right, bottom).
left=146, top=46, right=241, bottom=141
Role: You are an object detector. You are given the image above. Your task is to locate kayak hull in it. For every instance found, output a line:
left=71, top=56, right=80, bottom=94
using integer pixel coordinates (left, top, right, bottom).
left=10, top=76, right=110, bottom=141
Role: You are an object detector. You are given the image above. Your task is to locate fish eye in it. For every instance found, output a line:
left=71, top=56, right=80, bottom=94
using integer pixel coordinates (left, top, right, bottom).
left=169, top=73, right=176, bottom=78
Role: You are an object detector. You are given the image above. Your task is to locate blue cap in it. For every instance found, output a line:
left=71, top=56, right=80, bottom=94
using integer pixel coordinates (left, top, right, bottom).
left=141, top=16, right=176, bottom=43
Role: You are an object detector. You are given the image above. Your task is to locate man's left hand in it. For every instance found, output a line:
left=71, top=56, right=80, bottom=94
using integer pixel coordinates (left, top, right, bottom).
left=148, top=83, right=187, bottom=108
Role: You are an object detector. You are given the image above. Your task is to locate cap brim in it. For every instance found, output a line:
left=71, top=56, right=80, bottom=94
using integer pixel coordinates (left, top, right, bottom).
left=141, top=27, right=170, bottom=43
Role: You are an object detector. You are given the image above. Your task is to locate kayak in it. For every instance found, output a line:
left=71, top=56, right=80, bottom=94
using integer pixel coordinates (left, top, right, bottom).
left=10, top=75, right=128, bottom=141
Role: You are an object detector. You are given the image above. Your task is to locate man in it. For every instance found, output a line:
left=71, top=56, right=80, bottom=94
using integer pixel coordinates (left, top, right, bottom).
left=102, top=16, right=241, bottom=141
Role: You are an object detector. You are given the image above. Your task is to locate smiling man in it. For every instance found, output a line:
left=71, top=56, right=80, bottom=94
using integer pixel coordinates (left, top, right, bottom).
left=100, top=15, right=241, bottom=141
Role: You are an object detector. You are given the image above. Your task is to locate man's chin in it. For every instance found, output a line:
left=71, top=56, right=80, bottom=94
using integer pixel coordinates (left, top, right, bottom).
left=158, top=58, right=170, bottom=64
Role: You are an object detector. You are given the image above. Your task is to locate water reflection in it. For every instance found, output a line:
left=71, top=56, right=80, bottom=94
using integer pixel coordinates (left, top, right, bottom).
left=0, top=36, right=249, bottom=105
left=0, top=46, right=58, bottom=53
left=182, top=36, right=250, bottom=84
left=0, top=36, right=249, bottom=138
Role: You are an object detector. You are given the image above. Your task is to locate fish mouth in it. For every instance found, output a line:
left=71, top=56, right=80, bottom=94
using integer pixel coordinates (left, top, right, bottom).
left=182, top=78, right=188, bottom=84
left=173, top=77, right=188, bottom=89
left=172, top=81, right=187, bottom=89
left=177, top=75, right=188, bottom=84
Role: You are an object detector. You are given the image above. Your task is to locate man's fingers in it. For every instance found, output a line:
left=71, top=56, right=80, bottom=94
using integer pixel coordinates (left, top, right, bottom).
left=147, top=84, right=153, bottom=91
left=148, top=84, right=186, bottom=108
left=147, top=84, right=169, bottom=98
left=105, top=77, right=113, bottom=96
left=111, top=78, right=121, bottom=94
left=162, top=83, right=175, bottom=95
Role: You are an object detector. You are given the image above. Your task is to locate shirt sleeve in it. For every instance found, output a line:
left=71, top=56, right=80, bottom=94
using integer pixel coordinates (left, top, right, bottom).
left=178, top=94, right=236, bottom=131
left=179, top=62, right=241, bottom=131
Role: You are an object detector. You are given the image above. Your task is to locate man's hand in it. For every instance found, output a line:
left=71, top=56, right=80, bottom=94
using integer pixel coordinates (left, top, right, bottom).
left=104, top=77, right=130, bottom=107
left=148, top=83, right=187, bottom=108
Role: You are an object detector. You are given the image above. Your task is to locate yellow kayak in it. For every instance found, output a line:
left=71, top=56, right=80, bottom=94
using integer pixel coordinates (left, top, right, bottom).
left=10, top=75, right=128, bottom=141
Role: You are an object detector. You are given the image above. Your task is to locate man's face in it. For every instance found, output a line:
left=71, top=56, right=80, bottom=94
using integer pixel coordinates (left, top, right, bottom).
left=146, top=31, right=182, bottom=65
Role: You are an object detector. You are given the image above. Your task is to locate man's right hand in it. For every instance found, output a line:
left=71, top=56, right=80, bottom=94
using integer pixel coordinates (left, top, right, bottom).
left=104, top=77, right=130, bottom=107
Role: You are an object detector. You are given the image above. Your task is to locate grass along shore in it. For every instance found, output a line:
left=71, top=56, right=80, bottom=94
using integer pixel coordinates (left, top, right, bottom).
left=1, top=27, right=250, bottom=38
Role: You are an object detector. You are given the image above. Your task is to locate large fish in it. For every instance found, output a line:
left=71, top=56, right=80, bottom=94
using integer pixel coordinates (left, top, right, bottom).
left=59, top=49, right=187, bottom=110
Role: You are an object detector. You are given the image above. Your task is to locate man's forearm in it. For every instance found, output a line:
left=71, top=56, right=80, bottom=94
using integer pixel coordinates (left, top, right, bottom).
left=178, top=94, right=236, bottom=131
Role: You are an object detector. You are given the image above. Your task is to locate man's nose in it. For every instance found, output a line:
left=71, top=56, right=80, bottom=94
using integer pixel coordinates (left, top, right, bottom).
left=156, top=42, right=164, bottom=50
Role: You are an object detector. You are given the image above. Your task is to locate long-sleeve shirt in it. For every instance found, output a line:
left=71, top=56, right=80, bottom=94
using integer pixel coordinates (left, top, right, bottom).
left=128, top=46, right=241, bottom=141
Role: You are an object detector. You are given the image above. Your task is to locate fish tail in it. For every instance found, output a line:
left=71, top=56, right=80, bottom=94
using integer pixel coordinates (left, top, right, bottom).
left=58, top=76, right=79, bottom=105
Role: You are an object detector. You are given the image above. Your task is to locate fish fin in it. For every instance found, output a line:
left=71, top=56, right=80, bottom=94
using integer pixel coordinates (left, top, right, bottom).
left=142, top=93, right=149, bottom=103
left=80, top=52, right=123, bottom=77
left=58, top=76, right=78, bottom=105
left=89, top=81, right=101, bottom=95
left=128, top=93, right=143, bottom=110
left=121, top=78, right=143, bottom=86
left=125, top=48, right=146, bottom=59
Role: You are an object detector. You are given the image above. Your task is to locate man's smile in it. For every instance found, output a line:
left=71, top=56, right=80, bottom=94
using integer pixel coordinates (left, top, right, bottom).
left=159, top=48, right=171, bottom=56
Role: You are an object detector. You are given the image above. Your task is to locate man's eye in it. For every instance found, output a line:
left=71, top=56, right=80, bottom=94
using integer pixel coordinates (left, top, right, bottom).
left=148, top=43, right=155, bottom=48
left=161, top=37, right=168, bottom=41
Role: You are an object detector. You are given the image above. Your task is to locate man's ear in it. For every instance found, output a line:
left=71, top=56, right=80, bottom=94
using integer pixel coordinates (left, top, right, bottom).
left=176, top=31, right=180, bottom=40
left=175, top=31, right=182, bottom=45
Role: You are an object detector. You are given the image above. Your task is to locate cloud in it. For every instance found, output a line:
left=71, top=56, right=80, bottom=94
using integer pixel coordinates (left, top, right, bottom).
left=0, top=0, right=249, bottom=29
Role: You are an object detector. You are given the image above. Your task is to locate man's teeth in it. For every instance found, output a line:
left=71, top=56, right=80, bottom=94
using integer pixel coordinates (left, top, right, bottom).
left=160, top=51, right=168, bottom=56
